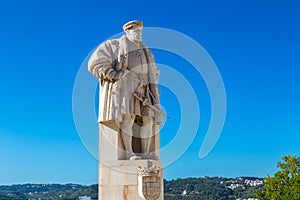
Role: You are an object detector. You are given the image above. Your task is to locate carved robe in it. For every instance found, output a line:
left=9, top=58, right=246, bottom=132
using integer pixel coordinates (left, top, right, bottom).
left=88, top=35, right=162, bottom=129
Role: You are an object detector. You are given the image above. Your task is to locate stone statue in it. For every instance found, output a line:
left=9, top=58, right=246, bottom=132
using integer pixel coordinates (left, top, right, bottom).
left=88, top=20, right=163, bottom=160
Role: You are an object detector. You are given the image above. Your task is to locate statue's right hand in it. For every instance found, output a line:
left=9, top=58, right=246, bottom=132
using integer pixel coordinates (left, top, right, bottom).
left=102, top=68, right=118, bottom=81
left=102, top=68, right=127, bottom=82
left=114, top=69, right=127, bottom=81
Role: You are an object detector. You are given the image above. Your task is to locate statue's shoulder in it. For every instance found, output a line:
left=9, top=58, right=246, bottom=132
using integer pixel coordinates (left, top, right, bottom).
left=101, top=38, right=121, bottom=48
left=97, top=38, right=122, bottom=55
left=141, top=43, right=151, bottom=52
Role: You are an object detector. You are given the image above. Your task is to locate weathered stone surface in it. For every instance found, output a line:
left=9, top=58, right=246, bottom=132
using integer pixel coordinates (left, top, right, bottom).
left=88, top=20, right=165, bottom=200
left=88, top=20, right=163, bottom=158
left=99, top=160, right=163, bottom=200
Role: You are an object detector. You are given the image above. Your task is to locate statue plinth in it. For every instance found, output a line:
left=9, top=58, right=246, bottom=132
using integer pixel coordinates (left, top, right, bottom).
left=98, top=124, right=164, bottom=200
left=99, top=160, right=163, bottom=200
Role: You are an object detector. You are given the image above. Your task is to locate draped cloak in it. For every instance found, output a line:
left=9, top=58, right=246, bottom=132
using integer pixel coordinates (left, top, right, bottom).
left=88, top=35, right=162, bottom=130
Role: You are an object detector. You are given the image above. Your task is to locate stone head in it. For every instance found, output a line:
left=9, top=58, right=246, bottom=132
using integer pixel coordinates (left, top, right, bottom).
left=123, top=20, right=144, bottom=43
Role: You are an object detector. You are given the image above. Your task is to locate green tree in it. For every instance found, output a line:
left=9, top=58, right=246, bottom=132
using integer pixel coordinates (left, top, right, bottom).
left=255, top=154, right=300, bottom=200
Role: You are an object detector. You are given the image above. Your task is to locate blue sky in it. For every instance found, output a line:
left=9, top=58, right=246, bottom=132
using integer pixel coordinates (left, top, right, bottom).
left=1, top=0, right=300, bottom=185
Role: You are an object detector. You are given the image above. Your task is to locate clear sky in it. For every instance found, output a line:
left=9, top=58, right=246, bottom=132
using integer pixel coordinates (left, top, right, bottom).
left=0, top=0, right=300, bottom=185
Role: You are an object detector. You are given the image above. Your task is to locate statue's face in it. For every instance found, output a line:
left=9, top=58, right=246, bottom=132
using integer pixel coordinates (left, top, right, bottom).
left=125, top=26, right=143, bottom=43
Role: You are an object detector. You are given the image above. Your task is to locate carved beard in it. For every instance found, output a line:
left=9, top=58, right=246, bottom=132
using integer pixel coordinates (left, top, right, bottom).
left=126, top=32, right=142, bottom=43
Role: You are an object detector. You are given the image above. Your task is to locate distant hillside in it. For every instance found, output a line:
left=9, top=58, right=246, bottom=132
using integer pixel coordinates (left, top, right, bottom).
left=0, top=183, right=98, bottom=200
left=164, top=176, right=264, bottom=200
left=0, top=177, right=263, bottom=200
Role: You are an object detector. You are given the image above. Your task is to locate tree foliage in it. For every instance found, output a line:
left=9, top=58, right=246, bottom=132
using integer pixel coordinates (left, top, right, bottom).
left=255, top=154, right=300, bottom=200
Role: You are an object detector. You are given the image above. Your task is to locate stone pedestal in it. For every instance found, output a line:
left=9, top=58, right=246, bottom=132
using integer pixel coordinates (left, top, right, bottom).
left=98, top=124, right=164, bottom=200
left=99, top=160, right=163, bottom=200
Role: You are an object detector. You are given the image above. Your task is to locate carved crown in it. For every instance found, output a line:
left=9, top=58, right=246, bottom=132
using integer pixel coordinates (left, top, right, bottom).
left=137, top=165, right=160, bottom=176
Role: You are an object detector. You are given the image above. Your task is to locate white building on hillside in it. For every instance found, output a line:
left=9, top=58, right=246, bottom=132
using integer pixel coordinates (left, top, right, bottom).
left=78, top=196, right=91, bottom=200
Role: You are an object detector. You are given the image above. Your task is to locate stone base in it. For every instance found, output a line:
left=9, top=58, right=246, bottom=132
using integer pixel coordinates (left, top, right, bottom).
left=99, top=160, right=163, bottom=200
